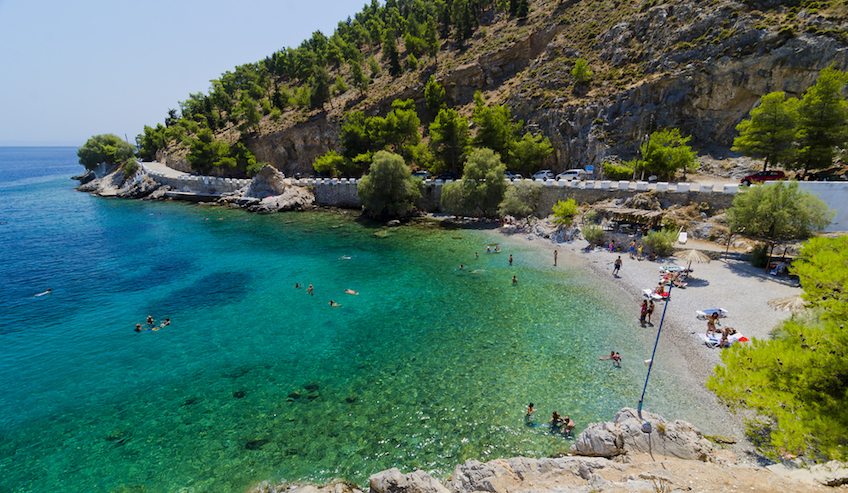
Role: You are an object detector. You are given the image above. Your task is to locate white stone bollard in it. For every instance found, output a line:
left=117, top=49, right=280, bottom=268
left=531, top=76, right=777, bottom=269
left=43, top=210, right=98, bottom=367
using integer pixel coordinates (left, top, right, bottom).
left=636, top=181, right=649, bottom=191
left=655, top=182, right=668, bottom=191
left=601, top=180, right=611, bottom=189
left=618, top=180, right=631, bottom=190
left=676, top=183, right=690, bottom=193
left=723, top=184, right=739, bottom=194
left=570, top=180, right=580, bottom=188
left=700, top=183, right=713, bottom=194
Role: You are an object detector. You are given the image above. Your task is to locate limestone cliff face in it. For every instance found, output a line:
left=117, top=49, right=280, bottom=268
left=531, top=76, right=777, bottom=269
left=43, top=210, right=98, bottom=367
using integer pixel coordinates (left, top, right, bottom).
left=245, top=115, right=341, bottom=177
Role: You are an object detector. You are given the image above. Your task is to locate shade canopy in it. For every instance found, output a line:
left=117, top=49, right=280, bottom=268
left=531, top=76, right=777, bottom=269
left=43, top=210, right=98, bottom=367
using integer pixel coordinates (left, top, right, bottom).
left=767, top=295, right=808, bottom=312
left=673, top=249, right=711, bottom=264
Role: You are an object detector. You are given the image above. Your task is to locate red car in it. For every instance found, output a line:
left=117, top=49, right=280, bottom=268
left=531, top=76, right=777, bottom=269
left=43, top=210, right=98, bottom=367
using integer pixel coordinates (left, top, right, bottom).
left=740, top=170, right=785, bottom=186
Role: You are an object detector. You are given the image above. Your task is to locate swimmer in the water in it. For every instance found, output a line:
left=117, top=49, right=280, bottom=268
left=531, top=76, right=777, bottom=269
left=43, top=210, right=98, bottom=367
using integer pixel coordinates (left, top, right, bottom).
left=34, top=289, right=52, bottom=297
left=329, top=300, right=341, bottom=307
left=512, top=276, right=518, bottom=283
left=295, top=283, right=301, bottom=289
left=153, top=318, right=170, bottom=331
left=135, top=323, right=144, bottom=332
left=475, top=252, right=478, bottom=258
left=459, top=264, right=465, bottom=270
left=308, top=285, right=314, bottom=295
left=345, top=289, right=359, bottom=295
left=146, top=315, right=154, bottom=327
left=340, top=256, right=351, bottom=260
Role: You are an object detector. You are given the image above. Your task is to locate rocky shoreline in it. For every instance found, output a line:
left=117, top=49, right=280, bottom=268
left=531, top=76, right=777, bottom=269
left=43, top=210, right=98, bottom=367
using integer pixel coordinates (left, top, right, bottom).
left=248, top=408, right=842, bottom=493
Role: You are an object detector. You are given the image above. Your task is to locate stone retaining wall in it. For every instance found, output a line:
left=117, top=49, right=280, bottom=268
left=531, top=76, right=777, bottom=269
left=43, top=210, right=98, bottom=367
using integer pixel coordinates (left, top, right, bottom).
left=140, top=165, right=844, bottom=231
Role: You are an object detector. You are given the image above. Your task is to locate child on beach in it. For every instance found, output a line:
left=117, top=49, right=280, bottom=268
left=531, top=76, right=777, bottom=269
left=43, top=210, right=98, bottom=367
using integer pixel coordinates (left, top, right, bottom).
left=646, top=301, right=655, bottom=324
left=639, top=300, right=648, bottom=326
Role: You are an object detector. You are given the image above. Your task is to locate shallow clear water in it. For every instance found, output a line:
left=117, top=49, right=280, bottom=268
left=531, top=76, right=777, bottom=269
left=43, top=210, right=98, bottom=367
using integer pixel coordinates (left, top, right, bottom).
left=0, top=147, right=714, bottom=493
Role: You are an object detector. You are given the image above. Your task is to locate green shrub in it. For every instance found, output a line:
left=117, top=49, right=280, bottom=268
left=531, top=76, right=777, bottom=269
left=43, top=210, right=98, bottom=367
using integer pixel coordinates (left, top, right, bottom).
left=643, top=228, right=677, bottom=256
left=584, top=209, right=600, bottom=224
left=750, top=243, right=770, bottom=268
left=552, top=198, right=579, bottom=225
left=603, top=162, right=634, bottom=180
left=582, top=223, right=604, bottom=244
left=122, top=159, right=139, bottom=178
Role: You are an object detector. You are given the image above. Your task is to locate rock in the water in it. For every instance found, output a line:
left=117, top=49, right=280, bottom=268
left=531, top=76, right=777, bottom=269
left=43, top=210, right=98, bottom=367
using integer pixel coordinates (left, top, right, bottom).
left=369, top=468, right=450, bottom=493
left=570, top=408, right=716, bottom=462
left=75, top=167, right=125, bottom=197
left=72, top=170, right=95, bottom=184
left=245, top=164, right=288, bottom=199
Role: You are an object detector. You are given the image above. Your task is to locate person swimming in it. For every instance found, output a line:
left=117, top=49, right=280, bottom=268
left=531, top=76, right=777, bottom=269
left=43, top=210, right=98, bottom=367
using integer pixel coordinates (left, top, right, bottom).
left=308, top=285, right=314, bottom=295
left=329, top=300, right=341, bottom=307
left=295, top=283, right=301, bottom=289
left=153, top=318, right=170, bottom=331
left=146, top=315, right=154, bottom=327
left=345, top=289, right=359, bottom=295
left=135, top=323, right=144, bottom=332
left=34, top=289, right=52, bottom=297
left=512, top=276, right=518, bottom=283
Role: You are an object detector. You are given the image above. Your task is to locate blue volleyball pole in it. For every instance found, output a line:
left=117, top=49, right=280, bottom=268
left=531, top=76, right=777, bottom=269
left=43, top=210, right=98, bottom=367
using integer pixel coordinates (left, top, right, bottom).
left=637, top=281, right=673, bottom=421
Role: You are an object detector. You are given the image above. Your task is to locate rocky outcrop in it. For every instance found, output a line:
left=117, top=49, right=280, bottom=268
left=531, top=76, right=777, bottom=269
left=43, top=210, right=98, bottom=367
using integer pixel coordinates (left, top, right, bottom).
left=75, top=166, right=125, bottom=197
left=219, top=164, right=315, bottom=213
left=71, top=170, right=95, bottom=185
left=571, top=408, right=716, bottom=462
left=246, top=116, right=341, bottom=177
left=370, top=468, right=450, bottom=493
left=117, top=175, right=161, bottom=199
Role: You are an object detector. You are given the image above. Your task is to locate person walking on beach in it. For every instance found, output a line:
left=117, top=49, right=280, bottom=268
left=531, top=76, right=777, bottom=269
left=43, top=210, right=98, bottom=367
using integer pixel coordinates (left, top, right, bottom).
left=613, top=256, right=622, bottom=276
left=509, top=254, right=513, bottom=265
left=554, top=250, right=558, bottom=266
left=639, top=300, right=648, bottom=326
left=637, top=244, right=643, bottom=260
left=629, top=240, right=636, bottom=259
left=646, top=301, right=655, bottom=325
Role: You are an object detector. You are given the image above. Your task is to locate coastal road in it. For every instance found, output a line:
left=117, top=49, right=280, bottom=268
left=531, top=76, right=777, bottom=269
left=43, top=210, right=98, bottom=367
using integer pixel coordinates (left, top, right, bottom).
left=141, top=161, right=189, bottom=178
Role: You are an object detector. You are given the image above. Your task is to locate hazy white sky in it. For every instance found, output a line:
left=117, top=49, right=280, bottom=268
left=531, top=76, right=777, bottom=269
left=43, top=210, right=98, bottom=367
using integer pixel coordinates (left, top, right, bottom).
left=0, top=0, right=366, bottom=146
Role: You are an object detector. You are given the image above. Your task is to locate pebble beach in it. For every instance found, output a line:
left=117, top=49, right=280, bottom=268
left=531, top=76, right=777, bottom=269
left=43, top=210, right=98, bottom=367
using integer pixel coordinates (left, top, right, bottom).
left=494, top=223, right=803, bottom=457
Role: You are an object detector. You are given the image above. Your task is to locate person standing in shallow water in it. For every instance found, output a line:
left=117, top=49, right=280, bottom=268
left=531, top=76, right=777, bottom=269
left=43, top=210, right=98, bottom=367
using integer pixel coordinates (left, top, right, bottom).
left=554, top=250, right=558, bottom=266
left=509, top=254, right=513, bottom=265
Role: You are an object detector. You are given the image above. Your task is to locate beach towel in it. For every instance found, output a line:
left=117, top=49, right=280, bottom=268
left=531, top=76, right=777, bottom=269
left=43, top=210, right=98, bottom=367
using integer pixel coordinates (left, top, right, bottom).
left=642, top=289, right=669, bottom=301
left=699, top=332, right=746, bottom=348
left=696, top=309, right=728, bottom=319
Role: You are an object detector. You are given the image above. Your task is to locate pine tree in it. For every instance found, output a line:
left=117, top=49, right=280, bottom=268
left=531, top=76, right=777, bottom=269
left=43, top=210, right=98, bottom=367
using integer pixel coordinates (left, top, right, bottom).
left=732, top=92, right=798, bottom=171
left=794, top=65, right=848, bottom=175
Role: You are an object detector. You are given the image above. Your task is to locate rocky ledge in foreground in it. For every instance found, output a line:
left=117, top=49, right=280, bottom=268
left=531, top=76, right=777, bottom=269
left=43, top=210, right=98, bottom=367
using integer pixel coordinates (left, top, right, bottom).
left=249, top=408, right=840, bottom=493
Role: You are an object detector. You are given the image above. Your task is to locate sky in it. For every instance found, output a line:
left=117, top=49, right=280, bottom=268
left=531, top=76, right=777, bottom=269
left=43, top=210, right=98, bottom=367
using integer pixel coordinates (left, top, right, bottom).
left=0, top=0, right=367, bottom=146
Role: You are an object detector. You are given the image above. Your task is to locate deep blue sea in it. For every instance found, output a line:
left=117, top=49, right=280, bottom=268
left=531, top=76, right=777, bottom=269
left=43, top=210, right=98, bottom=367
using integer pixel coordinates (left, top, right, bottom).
left=0, top=147, right=717, bottom=493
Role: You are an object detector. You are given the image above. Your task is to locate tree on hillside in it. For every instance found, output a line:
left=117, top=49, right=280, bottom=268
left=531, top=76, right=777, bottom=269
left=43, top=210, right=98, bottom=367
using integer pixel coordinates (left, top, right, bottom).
left=382, top=29, right=403, bottom=76
left=634, top=128, right=698, bottom=180
left=309, top=67, right=332, bottom=110
left=78, top=134, right=136, bottom=170
left=429, top=108, right=470, bottom=174
left=357, top=150, right=421, bottom=217
left=732, top=91, right=799, bottom=171
left=510, top=132, right=553, bottom=176
left=381, top=99, right=421, bottom=154
left=313, top=150, right=347, bottom=177
left=725, top=181, right=833, bottom=270
left=708, top=236, right=848, bottom=461
left=187, top=128, right=236, bottom=174
left=794, top=65, right=848, bottom=176
left=237, top=96, right=262, bottom=133
left=349, top=60, right=370, bottom=96
left=441, top=148, right=507, bottom=217
left=425, top=76, right=446, bottom=119
left=572, top=58, right=593, bottom=86
left=472, top=91, right=521, bottom=162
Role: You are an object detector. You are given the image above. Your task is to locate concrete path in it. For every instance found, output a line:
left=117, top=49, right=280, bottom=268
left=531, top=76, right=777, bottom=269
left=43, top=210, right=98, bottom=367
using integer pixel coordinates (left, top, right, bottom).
left=140, top=161, right=189, bottom=178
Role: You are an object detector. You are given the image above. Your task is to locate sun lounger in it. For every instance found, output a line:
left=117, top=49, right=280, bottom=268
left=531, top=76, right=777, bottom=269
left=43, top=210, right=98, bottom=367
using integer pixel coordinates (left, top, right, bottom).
left=678, top=232, right=688, bottom=244
left=642, top=288, right=669, bottom=301
left=696, top=309, right=728, bottom=319
left=660, top=266, right=685, bottom=273
left=698, top=332, right=748, bottom=348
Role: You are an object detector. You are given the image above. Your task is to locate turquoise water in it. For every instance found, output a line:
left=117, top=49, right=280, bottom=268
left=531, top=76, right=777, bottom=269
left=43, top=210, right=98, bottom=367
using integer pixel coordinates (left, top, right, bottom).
left=1, top=147, right=710, bottom=493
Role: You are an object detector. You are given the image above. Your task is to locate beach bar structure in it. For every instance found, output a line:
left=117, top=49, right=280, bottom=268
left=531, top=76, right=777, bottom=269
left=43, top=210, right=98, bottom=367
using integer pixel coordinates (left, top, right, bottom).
left=593, top=205, right=664, bottom=233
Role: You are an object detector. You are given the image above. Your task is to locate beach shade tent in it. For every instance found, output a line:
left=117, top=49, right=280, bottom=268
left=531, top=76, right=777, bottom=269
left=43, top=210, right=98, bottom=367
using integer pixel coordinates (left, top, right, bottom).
left=673, top=249, right=711, bottom=271
left=767, top=295, right=808, bottom=313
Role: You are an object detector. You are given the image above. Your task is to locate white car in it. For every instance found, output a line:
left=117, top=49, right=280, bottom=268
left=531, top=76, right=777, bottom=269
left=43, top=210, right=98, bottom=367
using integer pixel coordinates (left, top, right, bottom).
left=531, top=170, right=555, bottom=181
left=556, top=169, right=589, bottom=181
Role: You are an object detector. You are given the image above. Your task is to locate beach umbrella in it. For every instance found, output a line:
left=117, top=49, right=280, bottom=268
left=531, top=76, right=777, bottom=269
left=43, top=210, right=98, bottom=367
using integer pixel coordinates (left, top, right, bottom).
left=673, top=249, right=711, bottom=271
left=767, top=295, right=808, bottom=312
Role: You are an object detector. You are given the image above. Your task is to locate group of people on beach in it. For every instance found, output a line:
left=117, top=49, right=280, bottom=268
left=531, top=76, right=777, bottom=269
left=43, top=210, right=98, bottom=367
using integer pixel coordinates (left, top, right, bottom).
left=639, top=300, right=656, bottom=326
left=135, top=315, right=170, bottom=332
left=525, top=403, right=576, bottom=436
left=706, top=312, right=737, bottom=348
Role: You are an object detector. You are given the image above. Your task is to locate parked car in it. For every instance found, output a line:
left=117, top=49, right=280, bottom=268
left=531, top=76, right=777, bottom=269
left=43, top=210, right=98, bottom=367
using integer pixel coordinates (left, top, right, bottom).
left=436, top=172, right=459, bottom=181
left=531, top=170, right=555, bottom=181
left=740, top=170, right=784, bottom=186
left=556, top=169, right=589, bottom=181
left=504, top=171, right=523, bottom=180
left=412, top=170, right=431, bottom=179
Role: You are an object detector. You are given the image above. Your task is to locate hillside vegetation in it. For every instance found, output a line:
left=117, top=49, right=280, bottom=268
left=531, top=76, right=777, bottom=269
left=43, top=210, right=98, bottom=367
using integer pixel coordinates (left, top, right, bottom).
left=136, top=0, right=848, bottom=178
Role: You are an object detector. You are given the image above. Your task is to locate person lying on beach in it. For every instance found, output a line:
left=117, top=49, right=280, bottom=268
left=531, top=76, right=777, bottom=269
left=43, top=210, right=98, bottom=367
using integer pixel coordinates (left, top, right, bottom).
left=719, top=330, right=730, bottom=348
left=34, top=289, right=52, bottom=297
left=345, top=289, right=359, bottom=295
left=329, top=300, right=341, bottom=307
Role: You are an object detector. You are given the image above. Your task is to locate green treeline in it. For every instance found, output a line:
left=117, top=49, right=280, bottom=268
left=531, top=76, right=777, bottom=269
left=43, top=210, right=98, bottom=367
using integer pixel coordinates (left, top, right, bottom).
left=135, top=0, right=534, bottom=177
